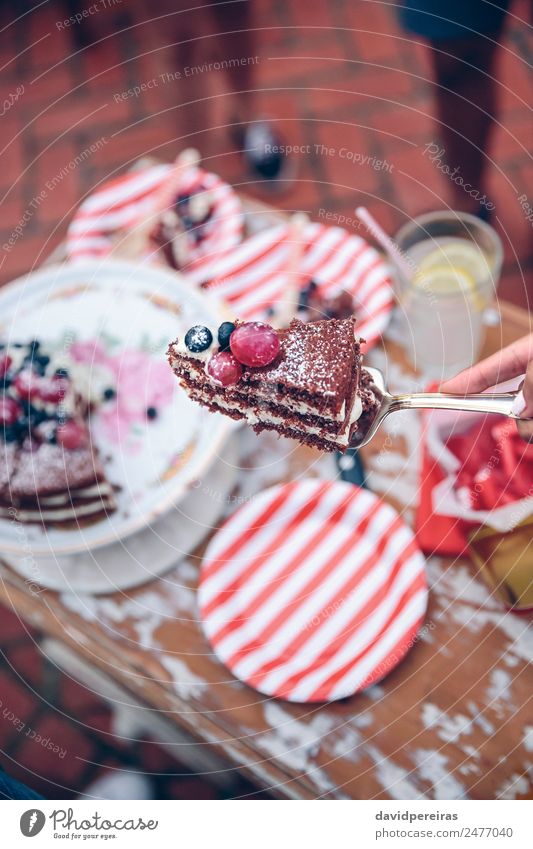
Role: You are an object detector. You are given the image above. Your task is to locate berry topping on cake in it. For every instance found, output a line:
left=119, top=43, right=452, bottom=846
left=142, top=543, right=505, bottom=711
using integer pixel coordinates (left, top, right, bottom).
left=217, top=321, right=235, bottom=351
left=167, top=317, right=378, bottom=454
left=206, top=351, right=243, bottom=387
left=0, top=353, right=12, bottom=376
left=298, top=279, right=318, bottom=311
left=32, top=354, right=50, bottom=374
left=0, top=396, right=20, bottom=426
left=230, top=322, right=280, bottom=367
left=13, top=368, right=40, bottom=401
left=146, top=406, right=158, bottom=420
left=185, top=325, right=213, bottom=353
left=39, top=376, right=68, bottom=404
left=56, top=419, right=88, bottom=450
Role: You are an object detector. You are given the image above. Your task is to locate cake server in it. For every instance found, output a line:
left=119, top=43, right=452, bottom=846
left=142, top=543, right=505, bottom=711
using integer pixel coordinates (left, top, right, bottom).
left=352, top=366, right=525, bottom=448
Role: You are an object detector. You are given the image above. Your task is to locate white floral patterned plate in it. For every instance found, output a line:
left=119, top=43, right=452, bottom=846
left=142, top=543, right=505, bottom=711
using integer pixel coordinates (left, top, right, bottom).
left=0, top=260, right=233, bottom=555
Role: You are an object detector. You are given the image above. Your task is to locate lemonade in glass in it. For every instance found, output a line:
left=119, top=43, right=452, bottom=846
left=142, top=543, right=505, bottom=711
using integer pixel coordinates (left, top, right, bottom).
left=395, top=212, right=503, bottom=379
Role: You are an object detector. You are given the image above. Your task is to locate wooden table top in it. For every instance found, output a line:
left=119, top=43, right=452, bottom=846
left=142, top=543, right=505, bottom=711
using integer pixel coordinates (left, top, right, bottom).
left=0, top=194, right=531, bottom=800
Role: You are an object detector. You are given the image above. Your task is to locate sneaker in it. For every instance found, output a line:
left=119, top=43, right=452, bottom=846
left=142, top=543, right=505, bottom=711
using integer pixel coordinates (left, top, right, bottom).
left=80, top=770, right=153, bottom=800
left=235, top=121, right=294, bottom=188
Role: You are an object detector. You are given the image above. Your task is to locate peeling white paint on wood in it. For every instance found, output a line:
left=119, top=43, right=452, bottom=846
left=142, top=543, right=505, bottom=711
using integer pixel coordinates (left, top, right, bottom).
left=496, top=773, right=529, bottom=800
left=160, top=655, right=208, bottom=700
left=486, top=669, right=513, bottom=711
left=365, top=744, right=425, bottom=800
left=412, top=748, right=467, bottom=800
left=421, top=703, right=474, bottom=744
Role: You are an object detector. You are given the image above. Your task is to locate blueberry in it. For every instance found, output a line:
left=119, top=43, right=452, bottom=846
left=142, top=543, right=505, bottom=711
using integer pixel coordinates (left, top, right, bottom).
left=29, top=407, right=47, bottom=426
left=29, top=340, right=40, bottom=351
left=2, top=425, right=18, bottom=442
left=16, top=415, right=33, bottom=438
left=103, top=387, right=116, bottom=401
left=47, top=428, right=58, bottom=444
left=184, top=325, right=213, bottom=353
left=175, top=193, right=190, bottom=214
left=146, top=406, right=158, bottom=420
left=298, top=278, right=318, bottom=311
left=217, top=321, right=235, bottom=351
left=55, top=367, right=69, bottom=379
left=32, top=354, right=50, bottom=375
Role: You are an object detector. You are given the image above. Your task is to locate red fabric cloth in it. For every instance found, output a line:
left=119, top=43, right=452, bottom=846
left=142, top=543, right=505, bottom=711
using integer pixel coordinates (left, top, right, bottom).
left=416, top=416, right=533, bottom=557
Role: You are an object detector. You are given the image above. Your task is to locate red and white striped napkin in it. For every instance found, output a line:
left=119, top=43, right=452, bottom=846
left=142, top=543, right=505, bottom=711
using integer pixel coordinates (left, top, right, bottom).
left=199, top=480, right=428, bottom=703
left=66, top=164, right=244, bottom=269
left=67, top=166, right=393, bottom=349
left=195, top=221, right=394, bottom=348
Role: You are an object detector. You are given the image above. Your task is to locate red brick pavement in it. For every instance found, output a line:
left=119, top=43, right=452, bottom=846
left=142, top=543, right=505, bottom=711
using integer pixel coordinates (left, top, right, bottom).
left=0, top=605, right=268, bottom=799
left=0, top=0, right=531, bottom=301
left=0, top=0, right=532, bottom=800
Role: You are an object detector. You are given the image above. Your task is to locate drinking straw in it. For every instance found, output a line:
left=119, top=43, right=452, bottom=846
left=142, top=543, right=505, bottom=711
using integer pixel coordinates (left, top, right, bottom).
left=355, top=206, right=413, bottom=283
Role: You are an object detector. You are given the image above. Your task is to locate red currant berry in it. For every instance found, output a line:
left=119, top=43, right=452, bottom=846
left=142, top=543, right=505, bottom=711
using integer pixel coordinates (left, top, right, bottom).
left=56, top=420, right=88, bottom=450
left=13, top=368, right=39, bottom=401
left=230, top=322, right=280, bottom=367
left=0, top=353, right=12, bottom=376
left=206, top=351, right=243, bottom=387
left=39, top=376, right=69, bottom=404
left=0, top=396, right=21, bottom=426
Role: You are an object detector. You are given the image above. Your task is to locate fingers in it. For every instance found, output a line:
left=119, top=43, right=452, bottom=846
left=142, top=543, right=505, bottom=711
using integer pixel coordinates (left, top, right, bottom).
left=522, top=360, right=533, bottom=417
left=513, top=361, right=533, bottom=440
left=517, top=419, right=533, bottom=442
left=440, top=333, right=533, bottom=394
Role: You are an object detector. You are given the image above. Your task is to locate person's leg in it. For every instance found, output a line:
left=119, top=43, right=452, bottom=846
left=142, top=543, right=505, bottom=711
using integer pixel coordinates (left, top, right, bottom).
left=208, top=0, right=291, bottom=185
left=209, top=0, right=256, bottom=128
left=429, top=35, right=503, bottom=213
left=398, top=0, right=510, bottom=214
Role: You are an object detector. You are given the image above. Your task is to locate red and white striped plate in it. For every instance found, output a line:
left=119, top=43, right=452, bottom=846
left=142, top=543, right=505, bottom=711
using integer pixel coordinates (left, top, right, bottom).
left=66, top=164, right=244, bottom=270
left=199, top=480, right=428, bottom=703
left=194, top=221, right=394, bottom=349
left=67, top=166, right=393, bottom=349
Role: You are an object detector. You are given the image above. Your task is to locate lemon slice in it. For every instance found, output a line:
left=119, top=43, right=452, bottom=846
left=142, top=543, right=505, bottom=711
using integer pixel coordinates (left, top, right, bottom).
left=417, top=241, right=491, bottom=281
left=414, top=265, right=488, bottom=311
left=414, top=265, right=475, bottom=295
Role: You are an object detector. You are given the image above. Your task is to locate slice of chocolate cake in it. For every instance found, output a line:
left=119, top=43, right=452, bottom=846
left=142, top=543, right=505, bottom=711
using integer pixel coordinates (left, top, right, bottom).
left=0, top=342, right=116, bottom=527
left=167, top=317, right=378, bottom=452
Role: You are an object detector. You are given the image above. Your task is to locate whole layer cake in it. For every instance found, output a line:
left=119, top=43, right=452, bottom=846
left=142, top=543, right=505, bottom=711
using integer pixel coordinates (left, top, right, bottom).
left=167, top=317, right=378, bottom=452
left=0, top=341, right=116, bottom=527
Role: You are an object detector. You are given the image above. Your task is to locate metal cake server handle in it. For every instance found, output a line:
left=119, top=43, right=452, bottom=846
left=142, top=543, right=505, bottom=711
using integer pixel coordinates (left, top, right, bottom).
left=352, top=366, right=524, bottom=449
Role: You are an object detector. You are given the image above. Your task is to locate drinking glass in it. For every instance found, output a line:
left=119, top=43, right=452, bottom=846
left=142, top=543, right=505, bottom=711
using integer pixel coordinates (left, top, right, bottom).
left=394, top=211, right=503, bottom=379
